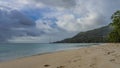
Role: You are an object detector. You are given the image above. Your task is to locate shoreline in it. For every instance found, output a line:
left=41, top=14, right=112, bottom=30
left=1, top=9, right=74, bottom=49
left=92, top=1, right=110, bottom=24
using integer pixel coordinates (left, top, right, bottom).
left=0, top=43, right=120, bottom=68
left=0, top=43, right=101, bottom=63
left=0, top=45, right=83, bottom=63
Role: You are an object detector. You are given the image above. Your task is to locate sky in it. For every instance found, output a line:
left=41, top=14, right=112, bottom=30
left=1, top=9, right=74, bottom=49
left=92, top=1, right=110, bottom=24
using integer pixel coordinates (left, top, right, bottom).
left=0, top=0, right=120, bottom=43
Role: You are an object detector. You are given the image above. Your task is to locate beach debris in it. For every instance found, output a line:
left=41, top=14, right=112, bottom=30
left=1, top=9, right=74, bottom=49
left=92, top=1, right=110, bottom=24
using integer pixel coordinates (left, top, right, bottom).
left=44, top=64, right=50, bottom=67
left=107, top=52, right=111, bottom=55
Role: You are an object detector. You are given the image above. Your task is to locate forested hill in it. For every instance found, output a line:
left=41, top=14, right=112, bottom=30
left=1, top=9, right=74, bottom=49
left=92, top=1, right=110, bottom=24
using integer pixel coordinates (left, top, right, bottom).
left=55, top=25, right=112, bottom=43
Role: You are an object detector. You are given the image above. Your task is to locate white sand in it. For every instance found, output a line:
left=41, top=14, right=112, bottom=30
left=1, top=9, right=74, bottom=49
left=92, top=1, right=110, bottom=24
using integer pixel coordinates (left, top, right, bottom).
left=0, top=43, right=120, bottom=68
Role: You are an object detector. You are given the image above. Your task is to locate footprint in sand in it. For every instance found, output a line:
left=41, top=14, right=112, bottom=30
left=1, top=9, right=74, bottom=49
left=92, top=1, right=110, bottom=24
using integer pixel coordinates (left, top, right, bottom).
left=69, top=56, right=81, bottom=63
left=57, top=66, right=65, bottom=68
left=89, top=58, right=97, bottom=68
left=90, top=63, right=96, bottom=68
left=104, top=51, right=115, bottom=55
left=112, top=53, right=120, bottom=58
left=110, top=59, right=115, bottom=62
left=109, top=58, right=120, bottom=64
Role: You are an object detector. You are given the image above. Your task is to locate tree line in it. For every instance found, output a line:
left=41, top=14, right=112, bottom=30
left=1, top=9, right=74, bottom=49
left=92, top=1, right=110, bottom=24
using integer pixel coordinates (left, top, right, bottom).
left=108, top=10, right=120, bottom=42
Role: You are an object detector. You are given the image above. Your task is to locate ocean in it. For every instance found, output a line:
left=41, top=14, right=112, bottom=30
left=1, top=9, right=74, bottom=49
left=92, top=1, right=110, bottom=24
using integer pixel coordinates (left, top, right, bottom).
left=0, top=43, right=100, bottom=62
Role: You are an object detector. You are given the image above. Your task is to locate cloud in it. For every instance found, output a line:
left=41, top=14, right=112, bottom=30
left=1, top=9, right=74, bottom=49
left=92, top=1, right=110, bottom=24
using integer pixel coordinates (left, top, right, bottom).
left=8, top=31, right=77, bottom=43
left=0, top=0, right=45, bottom=11
left=1, top=0, right=120, bottom=43
left=33, top=0, right=76, bottom=8
left=42, top=0, right=120, bottom=32
left=56, top=14, right=81, bottom=32
left=0, top=6, right=43, bottom=42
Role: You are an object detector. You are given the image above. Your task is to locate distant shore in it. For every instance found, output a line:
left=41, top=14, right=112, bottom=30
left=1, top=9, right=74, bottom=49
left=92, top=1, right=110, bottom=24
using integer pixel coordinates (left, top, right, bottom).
left=0, top=43, right=120, bottom=68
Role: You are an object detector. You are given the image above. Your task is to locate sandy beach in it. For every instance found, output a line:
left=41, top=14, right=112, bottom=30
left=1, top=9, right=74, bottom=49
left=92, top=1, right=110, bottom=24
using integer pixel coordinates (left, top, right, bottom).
left=0, top=43, right=120, bottom=68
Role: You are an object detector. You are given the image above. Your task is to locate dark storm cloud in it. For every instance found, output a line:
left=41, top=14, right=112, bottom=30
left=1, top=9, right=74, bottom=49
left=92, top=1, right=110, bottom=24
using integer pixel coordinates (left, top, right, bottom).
left=0, top=6, right=43, bottom=42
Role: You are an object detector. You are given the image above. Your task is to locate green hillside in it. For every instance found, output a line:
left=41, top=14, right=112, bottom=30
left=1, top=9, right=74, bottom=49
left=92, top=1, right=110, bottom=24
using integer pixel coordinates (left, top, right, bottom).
left=55, top=25, right=112, bottom=43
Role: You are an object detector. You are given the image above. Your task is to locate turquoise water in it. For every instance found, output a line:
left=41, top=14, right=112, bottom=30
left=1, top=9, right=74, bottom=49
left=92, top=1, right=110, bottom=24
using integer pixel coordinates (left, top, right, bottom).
left=0, top=43, right=99, bottom=62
